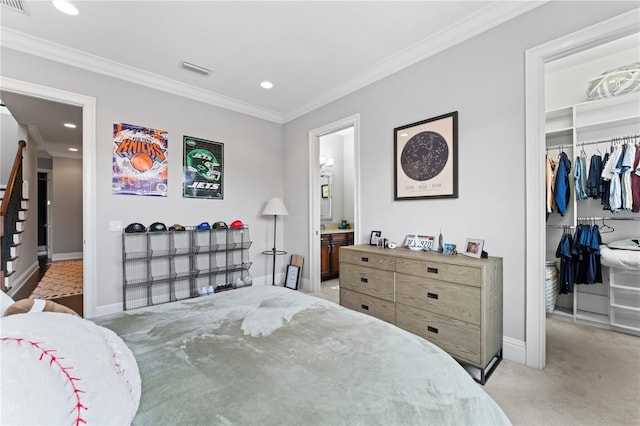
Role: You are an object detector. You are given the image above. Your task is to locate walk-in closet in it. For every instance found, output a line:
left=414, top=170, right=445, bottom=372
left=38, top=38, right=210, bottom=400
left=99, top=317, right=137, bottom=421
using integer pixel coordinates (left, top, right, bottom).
left=544, top=34, right=639, bottom=336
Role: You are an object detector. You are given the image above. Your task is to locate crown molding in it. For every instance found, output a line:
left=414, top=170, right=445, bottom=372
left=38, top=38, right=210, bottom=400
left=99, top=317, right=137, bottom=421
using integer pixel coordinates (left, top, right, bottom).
left=1, top=28, right=284, bottom=124
left=2, top=1, right=546, bottom=126
left=282, top=1, right=547, bottom=123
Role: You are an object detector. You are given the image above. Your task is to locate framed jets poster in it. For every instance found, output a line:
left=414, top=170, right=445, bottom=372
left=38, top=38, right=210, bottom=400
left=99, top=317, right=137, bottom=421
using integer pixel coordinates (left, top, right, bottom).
left=183, top=135, right=224, bottom=199
left=112, top=122, right=168, bottom=197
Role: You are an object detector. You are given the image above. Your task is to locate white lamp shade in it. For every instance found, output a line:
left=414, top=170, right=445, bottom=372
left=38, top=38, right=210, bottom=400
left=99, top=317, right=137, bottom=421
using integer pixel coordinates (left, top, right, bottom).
left=262, top=198, right=289, bottom=216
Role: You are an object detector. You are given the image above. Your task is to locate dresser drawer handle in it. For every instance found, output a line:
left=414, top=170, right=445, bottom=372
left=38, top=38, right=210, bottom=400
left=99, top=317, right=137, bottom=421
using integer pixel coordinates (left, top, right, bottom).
left=427, top=267, right=438, bottom=274
left=361, top=257, right=369, bottom=262
left=427, top=292, right=438, bottom=300
left=427, top=325, right=439, bottom=334
left=360, top=277, right=368, bottom=283
left=361, top=304, right=369, bottom=310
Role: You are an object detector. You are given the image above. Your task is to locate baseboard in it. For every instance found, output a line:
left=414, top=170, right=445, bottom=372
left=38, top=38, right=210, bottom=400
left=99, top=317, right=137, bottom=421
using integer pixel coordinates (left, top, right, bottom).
left=93, top=302, right=123, bottom=318
left=52, top=252, right=83, bottom=261
left=503, top=336, right=526, bottom=365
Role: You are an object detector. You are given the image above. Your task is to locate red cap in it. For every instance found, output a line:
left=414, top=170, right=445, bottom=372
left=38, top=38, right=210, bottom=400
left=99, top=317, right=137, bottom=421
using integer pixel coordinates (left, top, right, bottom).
left=230, top=220, right=244, bottom=229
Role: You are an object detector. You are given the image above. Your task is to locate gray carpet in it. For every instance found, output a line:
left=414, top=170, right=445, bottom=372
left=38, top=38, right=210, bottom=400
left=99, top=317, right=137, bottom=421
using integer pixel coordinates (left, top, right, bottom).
left=484, top=318, right=640, bottom=425
left=309, top=284, right=640, bottom=425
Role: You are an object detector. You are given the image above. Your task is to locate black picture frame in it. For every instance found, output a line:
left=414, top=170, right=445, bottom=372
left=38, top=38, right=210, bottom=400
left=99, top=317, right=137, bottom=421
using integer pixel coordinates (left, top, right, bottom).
left=370, top=231, right=381, bottom=246
left=321, top=184, right=329, bottom=198
left=285, top=264, right=300, bottom=290
left=394, top=111, right=458, bottom=200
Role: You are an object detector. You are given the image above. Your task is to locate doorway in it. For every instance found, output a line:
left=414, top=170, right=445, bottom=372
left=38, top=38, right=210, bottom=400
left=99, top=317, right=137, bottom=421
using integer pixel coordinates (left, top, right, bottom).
left=308, top=114, right=361, bottom=294
left=0, top=77, right=97, bottom=318
left=524, top=9, right=638, bottom=368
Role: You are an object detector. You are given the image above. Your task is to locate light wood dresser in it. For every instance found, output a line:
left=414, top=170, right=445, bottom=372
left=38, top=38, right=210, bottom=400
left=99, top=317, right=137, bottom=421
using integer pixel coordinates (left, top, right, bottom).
left=339, top=244, right=503, bottom=384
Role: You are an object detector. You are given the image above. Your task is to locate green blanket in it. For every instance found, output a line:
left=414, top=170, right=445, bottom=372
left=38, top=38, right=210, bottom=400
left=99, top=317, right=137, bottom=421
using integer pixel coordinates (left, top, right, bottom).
left=94, top=286, right=510, bottom=425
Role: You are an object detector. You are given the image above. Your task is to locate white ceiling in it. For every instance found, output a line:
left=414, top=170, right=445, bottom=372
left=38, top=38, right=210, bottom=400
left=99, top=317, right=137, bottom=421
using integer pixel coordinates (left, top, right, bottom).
left=0, top=0, right=545, bottom=156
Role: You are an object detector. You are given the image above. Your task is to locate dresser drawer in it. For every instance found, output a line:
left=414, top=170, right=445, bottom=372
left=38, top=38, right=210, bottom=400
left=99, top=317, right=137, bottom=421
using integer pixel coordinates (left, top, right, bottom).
left=340, top=288, right=395, bottom=324
left=396, top=303, right=480, bottom=366
left=340, top=264, right=394, bottom=302
left=396, top=257, right=481, bottom=287
left=396, top=273, right=480, bottom=325
left=340, top=249, right=395, bottom=271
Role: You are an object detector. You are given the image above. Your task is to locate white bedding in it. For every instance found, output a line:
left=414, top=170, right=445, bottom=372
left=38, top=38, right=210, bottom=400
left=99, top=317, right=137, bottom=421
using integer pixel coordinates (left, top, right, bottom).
left=94, top=285, right=511, bottom=425
left=600, top=245, right=640, bottom=270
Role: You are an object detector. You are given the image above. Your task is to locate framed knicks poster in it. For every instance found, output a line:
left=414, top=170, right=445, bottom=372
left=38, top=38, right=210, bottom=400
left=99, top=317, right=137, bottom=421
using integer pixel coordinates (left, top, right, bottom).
left=183, top=135, right=224, bottom=199
left=112, top=123, right=168, bottom=196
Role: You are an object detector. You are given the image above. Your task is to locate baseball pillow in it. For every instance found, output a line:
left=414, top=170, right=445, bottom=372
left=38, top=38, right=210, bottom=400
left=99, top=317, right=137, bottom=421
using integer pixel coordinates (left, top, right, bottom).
left=1, top=312, right=141, bottom=425
left=3, top=298, right=79, bottom=317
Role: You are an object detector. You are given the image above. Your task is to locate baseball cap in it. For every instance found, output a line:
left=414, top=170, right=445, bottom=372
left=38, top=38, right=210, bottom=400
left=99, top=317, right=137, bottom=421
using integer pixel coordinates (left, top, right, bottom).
left=125, top=223, right=146, bottom=233
left=149, top=222, right=167, bottom=232
left=230, top=220, right=244, bottom=229
left=196, top=222, right=211, bottom=231
left=169, top=224, right=186, bottom=231
left=213, top=221, right=228, bottom=230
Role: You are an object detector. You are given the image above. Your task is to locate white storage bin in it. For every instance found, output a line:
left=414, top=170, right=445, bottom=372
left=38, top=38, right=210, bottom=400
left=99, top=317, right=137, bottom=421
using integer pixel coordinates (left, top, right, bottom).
left=611, top=287, right=640, bottom=309
left=610, top=268, right=640, bottom=289
left=610, top=306, right=640, bottom=332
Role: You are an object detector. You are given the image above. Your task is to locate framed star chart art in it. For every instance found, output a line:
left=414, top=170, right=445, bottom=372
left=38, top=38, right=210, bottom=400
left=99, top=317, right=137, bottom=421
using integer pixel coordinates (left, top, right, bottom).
left=394, top=111, right=458, bottom=200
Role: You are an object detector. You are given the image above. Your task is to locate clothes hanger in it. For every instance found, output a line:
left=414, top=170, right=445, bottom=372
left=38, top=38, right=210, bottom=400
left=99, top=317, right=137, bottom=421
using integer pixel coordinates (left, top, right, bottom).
left=600, top=218, right=614, bottom=233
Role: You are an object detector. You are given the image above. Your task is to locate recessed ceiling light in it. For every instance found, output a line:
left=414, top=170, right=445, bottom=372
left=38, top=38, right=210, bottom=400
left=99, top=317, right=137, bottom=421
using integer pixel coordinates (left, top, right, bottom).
left=68, top=147, right=79, bottom=152
left=52, top=1, right=79, bottom=16
left=64, top=123, right=77, bottom=128
left=260, top=81, right=274, bottom=89
left=400, top=133, right=409, bottom=137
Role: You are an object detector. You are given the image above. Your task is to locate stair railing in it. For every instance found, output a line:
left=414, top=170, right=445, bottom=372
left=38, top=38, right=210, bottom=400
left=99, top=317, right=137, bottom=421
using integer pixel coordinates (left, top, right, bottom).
left=1, top=140, right=27, bottom=292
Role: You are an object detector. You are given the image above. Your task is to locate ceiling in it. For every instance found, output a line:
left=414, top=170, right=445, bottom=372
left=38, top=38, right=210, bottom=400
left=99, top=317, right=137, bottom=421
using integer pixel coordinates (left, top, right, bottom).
left=0, top=1, right=546, bottom=157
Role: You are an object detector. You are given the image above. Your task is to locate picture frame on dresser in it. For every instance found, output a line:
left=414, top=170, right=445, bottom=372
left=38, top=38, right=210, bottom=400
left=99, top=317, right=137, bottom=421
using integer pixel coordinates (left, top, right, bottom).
left=394, top=111, right=458, bottom=200
left=370, top=231, right=382, bottom=246
left=462, top=238, right=484, bottom=258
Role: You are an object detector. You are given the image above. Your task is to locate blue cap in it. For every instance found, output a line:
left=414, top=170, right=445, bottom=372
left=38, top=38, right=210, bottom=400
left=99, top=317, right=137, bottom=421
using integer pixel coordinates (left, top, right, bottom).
left=196, top=222, right=211, bottom=231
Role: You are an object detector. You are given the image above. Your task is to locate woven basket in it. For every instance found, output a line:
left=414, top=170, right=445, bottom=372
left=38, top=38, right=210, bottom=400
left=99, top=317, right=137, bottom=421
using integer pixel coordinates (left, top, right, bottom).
left=544, top=261, right=559, bottom=313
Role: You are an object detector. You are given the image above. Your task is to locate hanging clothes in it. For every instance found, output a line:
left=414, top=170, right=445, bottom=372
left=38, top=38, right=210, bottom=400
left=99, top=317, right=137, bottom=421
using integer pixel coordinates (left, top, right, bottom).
left=621, top=142, right=636, bottom=210
left=556, top=230, right=574, bottom=294
left=632, top=146, right=640, bottom=212
left=600, top=152, right=611, bottom=210
left=545, top=154, right=556, bottom=221
left=572, top=224, right=602, bottom=285
left=608, top=144, right=626, bottom=212
left=554, top=152, right=571, bottom=216
left=586, top=154, right=603, bottom=199
left=574, top=155, right=588, bottom=201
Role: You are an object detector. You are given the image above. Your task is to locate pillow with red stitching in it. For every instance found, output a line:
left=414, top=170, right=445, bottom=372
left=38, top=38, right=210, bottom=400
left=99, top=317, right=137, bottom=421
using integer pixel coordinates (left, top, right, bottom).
left=0, top=312, right=141, bottom=425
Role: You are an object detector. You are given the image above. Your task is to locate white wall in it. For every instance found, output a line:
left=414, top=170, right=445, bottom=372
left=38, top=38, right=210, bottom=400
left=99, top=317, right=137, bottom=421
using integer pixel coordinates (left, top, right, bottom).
left=1, top=47, right=284, bottom=310
left=282, top=1, right=638, bottom=345
left=51, top=157, right=82, bottom=259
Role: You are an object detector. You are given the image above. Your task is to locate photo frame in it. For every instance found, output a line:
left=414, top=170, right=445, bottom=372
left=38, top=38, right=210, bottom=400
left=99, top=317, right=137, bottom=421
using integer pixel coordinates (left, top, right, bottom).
left=394, top=111, right=458, bottom=200
left=462, top=238, right=484, bottom=258
left=370, top=231, right=382, bottom=246
left=285, top=264, right=300, bottom=290
left=321, top=184, right=329, bottom=198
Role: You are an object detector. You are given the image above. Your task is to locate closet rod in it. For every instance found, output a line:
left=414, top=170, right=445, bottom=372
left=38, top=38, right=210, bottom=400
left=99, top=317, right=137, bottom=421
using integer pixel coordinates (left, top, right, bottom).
left=577, top=216, right=640, bottom=221
left=546, top=134, right=639, bottom=150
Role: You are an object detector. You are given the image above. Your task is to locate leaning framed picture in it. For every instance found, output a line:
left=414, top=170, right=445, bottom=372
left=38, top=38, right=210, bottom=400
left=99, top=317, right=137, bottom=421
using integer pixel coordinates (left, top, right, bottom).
left=462, top=238, right=484, bottom=258
left=394, top=111, right=458, bottom=200
left=285, top=264, right=300, bottom=290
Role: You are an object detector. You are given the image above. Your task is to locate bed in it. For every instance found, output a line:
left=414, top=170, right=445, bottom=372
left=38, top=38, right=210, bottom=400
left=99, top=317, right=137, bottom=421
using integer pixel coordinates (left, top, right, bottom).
left=2, top=286, right=510, bottom=425
left=98, top=286, right=509, bottom=425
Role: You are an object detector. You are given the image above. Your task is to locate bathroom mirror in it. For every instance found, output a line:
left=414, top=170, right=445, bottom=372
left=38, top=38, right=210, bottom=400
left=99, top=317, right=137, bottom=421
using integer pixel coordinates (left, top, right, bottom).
left=320, top=174, right=332, bottom=220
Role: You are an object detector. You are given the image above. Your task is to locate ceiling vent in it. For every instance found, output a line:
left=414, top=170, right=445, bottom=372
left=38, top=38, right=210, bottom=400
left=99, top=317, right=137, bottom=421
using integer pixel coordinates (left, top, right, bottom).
left=0, top=0, right=28, bottom=14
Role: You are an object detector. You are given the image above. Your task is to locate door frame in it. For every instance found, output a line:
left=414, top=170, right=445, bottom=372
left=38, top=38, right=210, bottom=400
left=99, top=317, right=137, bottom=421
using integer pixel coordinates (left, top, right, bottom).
left=1, top=77, right=97, bottom=318
left=308, top=114, right=361, bottom=293
left=524, top=9, right=638, bottom=369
